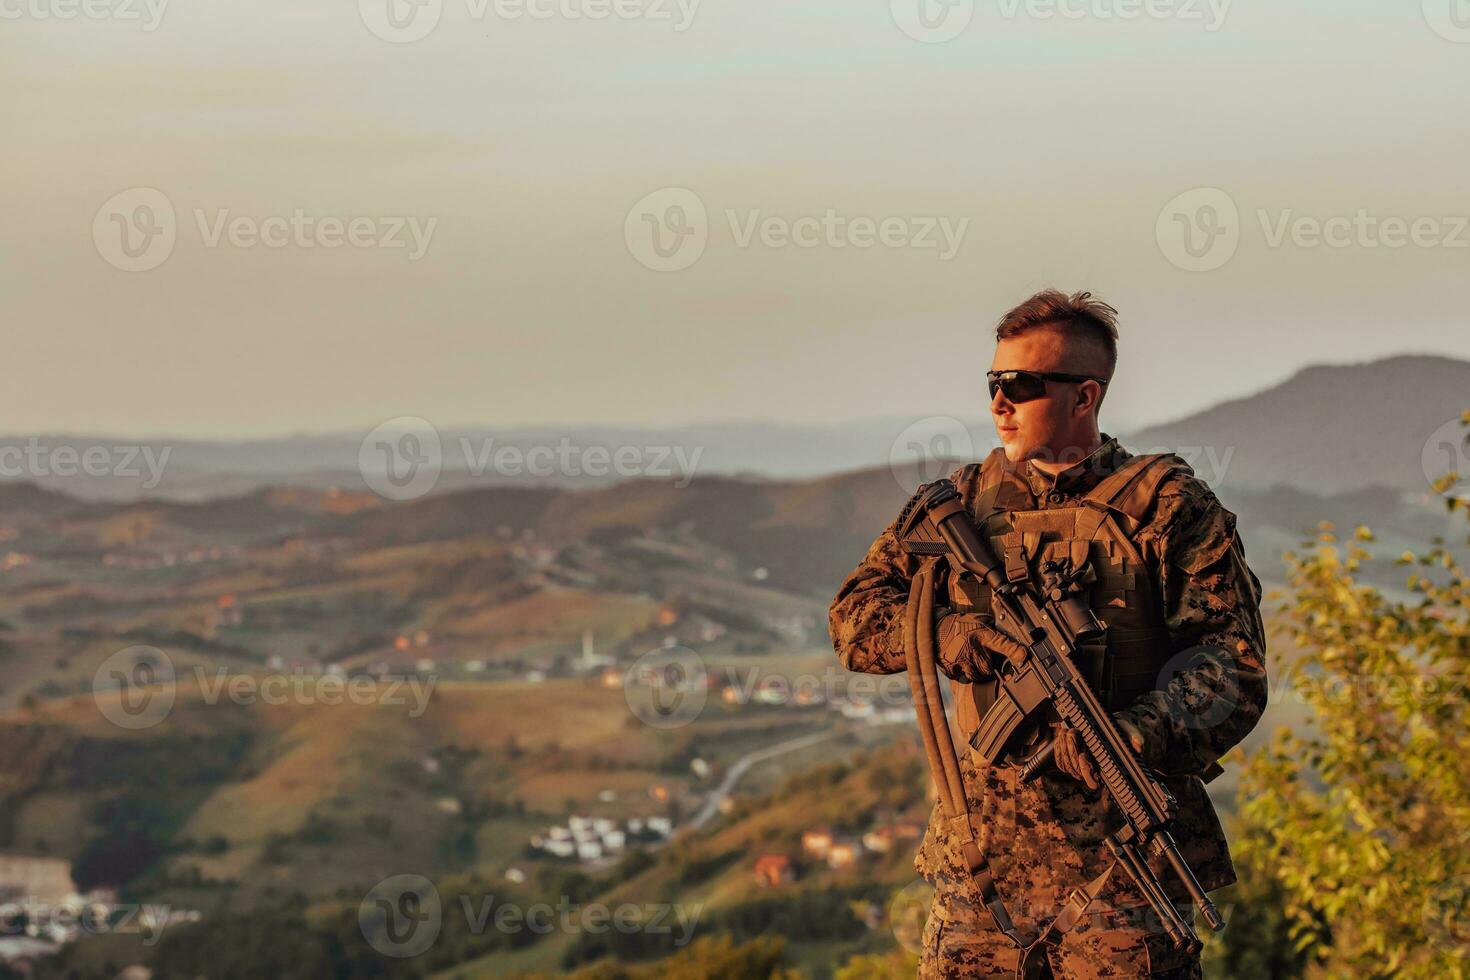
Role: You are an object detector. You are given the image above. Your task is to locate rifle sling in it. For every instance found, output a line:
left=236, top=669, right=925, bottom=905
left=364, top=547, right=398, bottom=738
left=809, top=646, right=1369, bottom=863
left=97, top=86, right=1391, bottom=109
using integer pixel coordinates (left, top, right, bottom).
left=904, top=561, right=1117, bottom=973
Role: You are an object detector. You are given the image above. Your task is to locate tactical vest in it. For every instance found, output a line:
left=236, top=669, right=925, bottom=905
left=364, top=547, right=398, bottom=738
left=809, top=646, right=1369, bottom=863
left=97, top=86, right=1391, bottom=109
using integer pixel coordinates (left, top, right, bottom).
left=948, top=448, right=1191, bottom=750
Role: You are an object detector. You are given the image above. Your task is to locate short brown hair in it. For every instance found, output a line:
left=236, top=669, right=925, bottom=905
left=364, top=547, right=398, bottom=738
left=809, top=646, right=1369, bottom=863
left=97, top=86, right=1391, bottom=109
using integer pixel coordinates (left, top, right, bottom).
left=995, top=289, right=1119, bottom=379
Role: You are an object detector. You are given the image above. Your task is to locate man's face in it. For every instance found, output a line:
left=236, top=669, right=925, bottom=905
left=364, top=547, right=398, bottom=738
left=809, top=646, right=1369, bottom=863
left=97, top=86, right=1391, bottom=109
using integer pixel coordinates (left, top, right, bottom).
left=989, top=330, right=1101, bottom=464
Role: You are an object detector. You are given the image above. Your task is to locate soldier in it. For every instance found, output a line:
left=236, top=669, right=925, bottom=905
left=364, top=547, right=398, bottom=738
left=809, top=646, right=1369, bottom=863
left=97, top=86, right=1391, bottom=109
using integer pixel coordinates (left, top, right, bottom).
left=829, top=290, right=1267, bottom=978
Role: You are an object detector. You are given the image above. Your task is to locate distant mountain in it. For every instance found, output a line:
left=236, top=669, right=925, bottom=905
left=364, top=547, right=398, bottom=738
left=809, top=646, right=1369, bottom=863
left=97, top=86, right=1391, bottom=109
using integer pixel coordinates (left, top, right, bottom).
left=1128, top=354, right=1470, bottom=495
left=3, top=353, right=1466, bottom=504
left=0, top=420, right=1006, bottom=502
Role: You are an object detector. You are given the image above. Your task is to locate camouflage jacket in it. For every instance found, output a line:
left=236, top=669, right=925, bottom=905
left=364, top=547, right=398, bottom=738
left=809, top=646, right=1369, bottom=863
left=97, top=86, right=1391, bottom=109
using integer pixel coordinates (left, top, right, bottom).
left=828, top=435, right=1268, bottom=926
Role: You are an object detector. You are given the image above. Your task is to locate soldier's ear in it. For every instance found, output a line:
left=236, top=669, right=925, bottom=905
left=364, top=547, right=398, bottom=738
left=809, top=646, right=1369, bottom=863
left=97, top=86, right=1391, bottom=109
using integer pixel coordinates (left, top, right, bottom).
left=1073, top=380, right=1098, bottom=416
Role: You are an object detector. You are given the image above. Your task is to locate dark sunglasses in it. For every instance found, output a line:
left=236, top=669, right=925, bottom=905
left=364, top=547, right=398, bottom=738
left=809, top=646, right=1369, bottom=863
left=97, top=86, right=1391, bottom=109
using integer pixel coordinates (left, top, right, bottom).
left=987, top=370, right=1108, bottom=404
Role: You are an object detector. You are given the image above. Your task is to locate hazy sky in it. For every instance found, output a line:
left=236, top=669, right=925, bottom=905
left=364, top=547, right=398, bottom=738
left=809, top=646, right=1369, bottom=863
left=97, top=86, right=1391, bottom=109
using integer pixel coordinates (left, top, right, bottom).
left=5, top=0, right=1469, bottom=438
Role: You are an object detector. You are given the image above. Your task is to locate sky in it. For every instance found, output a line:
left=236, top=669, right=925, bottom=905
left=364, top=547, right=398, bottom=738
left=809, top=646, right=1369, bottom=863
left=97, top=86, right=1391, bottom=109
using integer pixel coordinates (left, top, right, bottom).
left=4, top=0, right=1469, bottom=438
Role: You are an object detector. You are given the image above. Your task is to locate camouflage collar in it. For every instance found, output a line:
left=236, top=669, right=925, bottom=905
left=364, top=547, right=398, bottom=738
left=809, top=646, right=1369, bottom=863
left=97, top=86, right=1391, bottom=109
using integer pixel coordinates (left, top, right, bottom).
left=1023, top=434, right=1128, bottom=500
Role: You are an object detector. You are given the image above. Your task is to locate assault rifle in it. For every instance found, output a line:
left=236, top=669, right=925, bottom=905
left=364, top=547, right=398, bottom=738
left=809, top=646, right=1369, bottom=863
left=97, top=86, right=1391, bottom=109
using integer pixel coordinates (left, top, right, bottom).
left=897, top=478, right=1225, bottom=952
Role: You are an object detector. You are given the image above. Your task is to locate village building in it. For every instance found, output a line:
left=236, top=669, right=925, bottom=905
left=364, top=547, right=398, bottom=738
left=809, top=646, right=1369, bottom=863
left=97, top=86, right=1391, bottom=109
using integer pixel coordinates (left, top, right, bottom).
left=861, top=827, right=894, bottom=853
left=826, top=839, right=861, bottom=870
left=753, top=854, right=795, bottom=888
left=801, top=827, right=834, bottom=859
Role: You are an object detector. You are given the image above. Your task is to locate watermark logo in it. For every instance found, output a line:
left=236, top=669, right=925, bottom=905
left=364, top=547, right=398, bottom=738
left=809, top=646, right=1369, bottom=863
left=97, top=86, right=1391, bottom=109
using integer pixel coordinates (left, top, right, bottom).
left=889, top=879, right=935, bottom=954
left=360, top=417, right=443, bottom=501
left=92, top=645, right=176, bottom=730
left=1160, top=188, right=1468, bottom=271
left=93, top=188, right=177, bottom=273
left=359, top=881, right=701, bottom=956
left=93, top=190, right=437, bottom=272
left=360, top=874, right=443, bottom=958
left=889, top=416, right=976, bottom=494
left=626, top=188, right=969, bottom=271
left=624, top=646, right=707, bottom=729
left=891, top=0, right=974, bottom=42
left=359, top=0, right=443, bottom=42
left=1153, top=645, right=1240, bottom=732
left=1423, top=873, right=1470, bottom=957
left=1156, top=187, right=1239, bottom=272
left=1423, top=0, right=1470, bottom=43
left=625, top=187, right=708, bottom=272
left=1422, top=415, right=1470, bottom=504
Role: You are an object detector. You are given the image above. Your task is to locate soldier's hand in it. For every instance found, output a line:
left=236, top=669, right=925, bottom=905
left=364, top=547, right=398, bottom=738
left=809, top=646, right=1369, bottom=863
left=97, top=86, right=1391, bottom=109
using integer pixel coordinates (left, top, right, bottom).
left=935, top=612, right=1028, bottom=682
left=1050, top=723, right=1100, bottom=790
left=1115, top=715, right=1146, bottom=754
left=1051, top=717, right=1149, bottom=791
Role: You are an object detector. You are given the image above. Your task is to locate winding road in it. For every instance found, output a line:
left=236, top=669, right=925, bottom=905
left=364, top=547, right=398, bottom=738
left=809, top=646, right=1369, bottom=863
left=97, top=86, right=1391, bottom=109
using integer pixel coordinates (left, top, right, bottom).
left=686, top=728, right=842, bottom=830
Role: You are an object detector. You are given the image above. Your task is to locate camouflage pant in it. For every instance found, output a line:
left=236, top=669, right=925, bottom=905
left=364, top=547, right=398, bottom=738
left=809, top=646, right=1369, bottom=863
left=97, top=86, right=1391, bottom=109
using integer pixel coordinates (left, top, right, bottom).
left=918, top=889, right=1203, bottom=979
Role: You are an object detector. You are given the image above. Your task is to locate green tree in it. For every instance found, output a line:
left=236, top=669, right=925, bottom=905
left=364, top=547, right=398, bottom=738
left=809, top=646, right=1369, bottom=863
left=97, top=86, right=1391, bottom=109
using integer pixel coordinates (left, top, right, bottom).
left=1236, top=413, right=1470, bottom=977
left=561, top=934, right=798, bottom=980
left=834, top=948, right=919, bottom=979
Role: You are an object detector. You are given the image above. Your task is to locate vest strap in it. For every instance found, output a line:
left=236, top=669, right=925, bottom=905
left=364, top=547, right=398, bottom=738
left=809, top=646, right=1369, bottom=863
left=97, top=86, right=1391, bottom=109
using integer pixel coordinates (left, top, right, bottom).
left=1081, top=452, right=1164, bottom=510
left=1114, top=454, right=1190, bottom=522
left=971, top=448, right=1010, bottom=523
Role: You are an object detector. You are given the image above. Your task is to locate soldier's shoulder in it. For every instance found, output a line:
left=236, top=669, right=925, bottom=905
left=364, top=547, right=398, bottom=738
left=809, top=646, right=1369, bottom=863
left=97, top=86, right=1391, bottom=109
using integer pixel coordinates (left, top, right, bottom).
left=947, top=448, right=1005, bottom=497
left=1151, top=458, right=1218, bottom=505
left=946, top=461, right=984, bottom=493
left=1135, top=455, right=1234, bottom=528
left=1138, top=458, right=1248, bottom=567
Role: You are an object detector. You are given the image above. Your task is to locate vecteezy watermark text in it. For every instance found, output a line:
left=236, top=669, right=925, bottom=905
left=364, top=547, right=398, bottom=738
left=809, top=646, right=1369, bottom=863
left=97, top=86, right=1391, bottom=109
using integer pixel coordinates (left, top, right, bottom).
left=358, top=417, right=705, bottom=501
left=93, top=188, right=438, bottom=272
left=92, top=646, right=437, bottom=730
left=889, top=0, right=1228, bottom=43
left=1157, top=187, right=1469, bottom=272
left=359, top=875, right=702, bottom=958
left=0, top=439, right=170, bottom=489
left=193, top=209, right=436, bottom=260
left=996, top=0, right=1228, bottom=29
left=0, top=897, right=182, bottom=947
left=0, top=0, right=168, bottom=29
left=192, top=668, right=435, bottom=718
left=460, top=437, right=702, bottom=487
left=625, top=188, right=969, bottom=272
left=358, top=0, right=701, bottom=44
